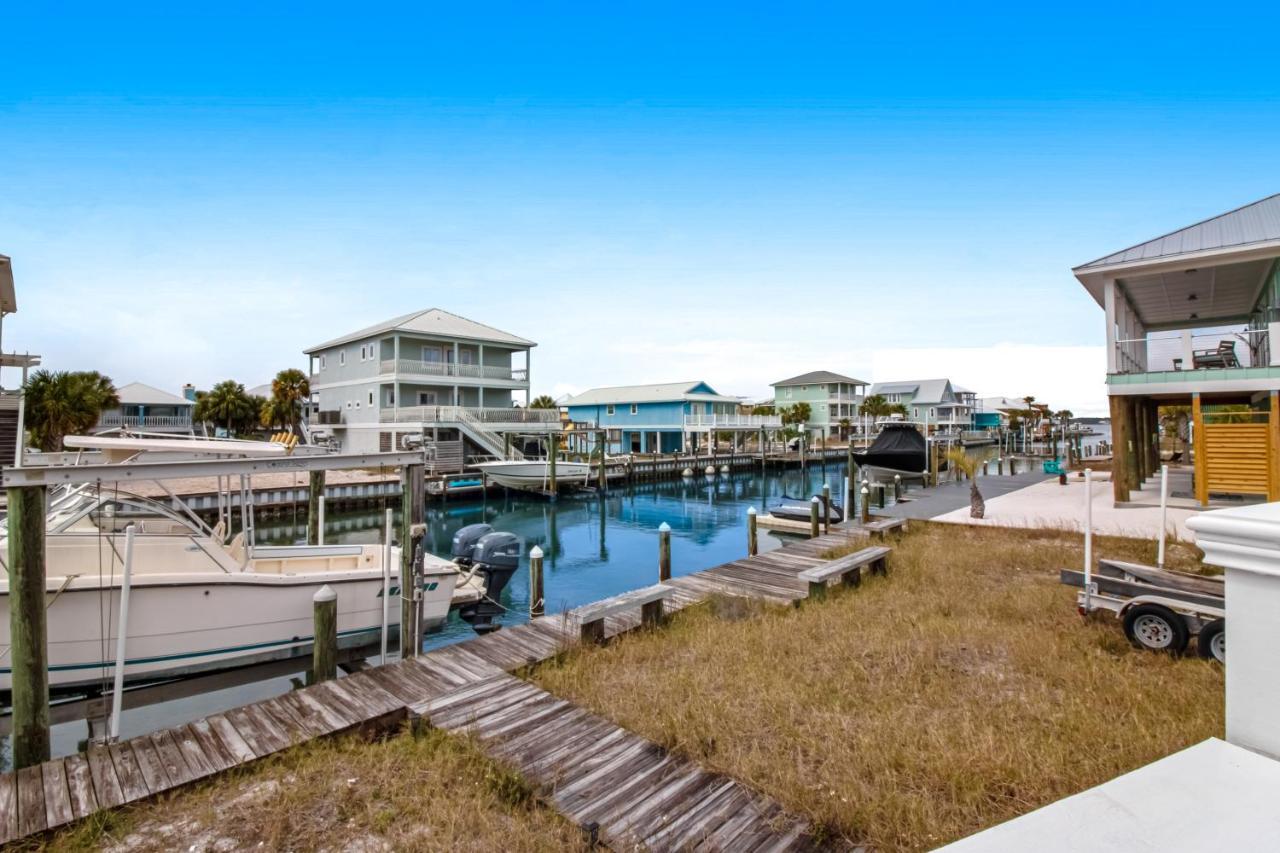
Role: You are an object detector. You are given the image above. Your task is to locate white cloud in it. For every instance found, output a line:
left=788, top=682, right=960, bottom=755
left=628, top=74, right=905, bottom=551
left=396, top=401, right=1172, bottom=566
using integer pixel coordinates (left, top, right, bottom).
left=871, top=344, right=1108, bottom=417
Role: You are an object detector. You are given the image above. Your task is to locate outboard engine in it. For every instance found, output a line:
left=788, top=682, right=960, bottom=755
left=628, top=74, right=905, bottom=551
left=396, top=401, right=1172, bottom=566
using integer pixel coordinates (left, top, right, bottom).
left=458, top=531, right=521, bottom=634
left=450, top=523, right=493, bottom=569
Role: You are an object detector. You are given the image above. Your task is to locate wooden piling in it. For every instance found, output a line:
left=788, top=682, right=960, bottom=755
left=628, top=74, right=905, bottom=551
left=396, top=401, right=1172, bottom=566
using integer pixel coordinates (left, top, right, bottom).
left=747, top=506, right=758, bottom=556
left=658, top=522, right=671, bottom=581
left=548, top=434, right=558, bottom=496
left=399, top=463, right=425, bottom=657
left=821, top=484, right=831, bottom=534
left=860, top=487, right=870, bottom=523
left=809, top=496, right=820, bottom=538
left=8, top=486, right=50, bottom=768
left=312, top=584, right=337, bottom=683
left=1111, top=394, right=1133, bottom=503
left=307, top=470, right=325, bottom=546
left=529, top=546, right=545, bottom=617
left=597, top=430, right=607, bottom=489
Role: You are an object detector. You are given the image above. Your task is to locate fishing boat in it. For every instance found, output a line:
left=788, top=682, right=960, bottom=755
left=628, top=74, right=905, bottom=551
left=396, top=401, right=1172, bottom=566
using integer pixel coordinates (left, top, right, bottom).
left=473, top=459, right=593, bottom=491
left=0, top=434, right=494, bottom=695
left=770, top=495, right=844, bottom=523
left=852, top=423, right=931, bottom=481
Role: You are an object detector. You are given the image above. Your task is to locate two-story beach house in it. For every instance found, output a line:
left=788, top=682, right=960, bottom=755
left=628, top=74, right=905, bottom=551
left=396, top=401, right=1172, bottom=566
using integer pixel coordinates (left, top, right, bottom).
left=868, top=378, right=974, bottom=433
left=94, top=382, right=195, bottom=434
left=563, top=381, right=780, bottom=454
left=1073, top=193, right=1280, bottom=505
left=303, top=309, right=560, bottom=463
left=770, top=371, right=868, bottom=439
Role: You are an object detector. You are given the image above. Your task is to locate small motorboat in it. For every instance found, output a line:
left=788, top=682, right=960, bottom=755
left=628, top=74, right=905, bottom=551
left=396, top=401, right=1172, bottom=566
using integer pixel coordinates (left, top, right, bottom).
left=473, top=459, right=593, bottom=492
left=770, top=494, right=844, bottom=522
left=853, top=423, right=929, bottom=481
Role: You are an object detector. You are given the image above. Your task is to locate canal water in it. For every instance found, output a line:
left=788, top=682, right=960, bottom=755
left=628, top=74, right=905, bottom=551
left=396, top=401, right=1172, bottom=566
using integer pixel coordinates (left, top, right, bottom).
left=22, top=462, right=855, bottom=766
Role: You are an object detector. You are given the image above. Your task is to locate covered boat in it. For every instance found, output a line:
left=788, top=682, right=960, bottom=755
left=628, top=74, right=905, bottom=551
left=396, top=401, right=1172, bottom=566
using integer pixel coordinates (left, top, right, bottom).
left=852, top=423, right=929, bottom=480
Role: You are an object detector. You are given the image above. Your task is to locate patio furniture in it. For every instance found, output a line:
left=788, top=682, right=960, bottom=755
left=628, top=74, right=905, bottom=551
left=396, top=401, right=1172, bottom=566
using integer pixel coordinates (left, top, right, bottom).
left=1192, top=340, right=1241, bottom=369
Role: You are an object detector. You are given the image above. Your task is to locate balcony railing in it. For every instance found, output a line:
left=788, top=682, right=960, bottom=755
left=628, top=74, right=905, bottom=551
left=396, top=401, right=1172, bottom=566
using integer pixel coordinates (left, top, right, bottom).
left=96, top=414, right=193, bottom=429
left=827, top=394, right=864, bottom=404
left=380, top=405, right=561, bottom=425
left=1113, top=327, right=1272, bottom=375
left=684, top=413, right=783, bottom=428
left=377, top=359, right=529, bottom=383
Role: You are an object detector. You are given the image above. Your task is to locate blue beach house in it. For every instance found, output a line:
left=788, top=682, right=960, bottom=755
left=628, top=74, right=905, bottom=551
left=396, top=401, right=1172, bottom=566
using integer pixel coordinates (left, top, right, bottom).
left=564, top=381, right=775, bottom=454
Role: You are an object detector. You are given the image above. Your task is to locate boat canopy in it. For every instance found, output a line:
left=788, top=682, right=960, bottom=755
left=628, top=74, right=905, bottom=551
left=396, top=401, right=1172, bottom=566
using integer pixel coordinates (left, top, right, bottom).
left=852, top=424, right=927, bottom=474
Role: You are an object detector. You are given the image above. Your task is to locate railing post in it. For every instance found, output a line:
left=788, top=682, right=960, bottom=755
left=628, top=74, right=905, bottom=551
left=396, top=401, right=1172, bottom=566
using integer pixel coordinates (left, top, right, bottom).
left=8, top=485, right=50, bottom=768
left=529, top=545, right=545, bottom=617
left=312, top=584, right=337, bottom=683
left=747, top=506, right=758, bottom=556
left=658, top=522, right=672, bottom=581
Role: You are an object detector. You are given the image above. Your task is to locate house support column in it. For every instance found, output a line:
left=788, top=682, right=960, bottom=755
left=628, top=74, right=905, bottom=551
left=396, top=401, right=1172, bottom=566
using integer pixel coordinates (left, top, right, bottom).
left=1193, top=393, right=1208, bottom=506
left=1147, top=400, right=1161, bottom=477
left=1125, top=397, right=1141, bottom=492
left=1134, top=399, right=1148, bottom=485
left=1109, top=395, right=1132, bottom=503
left=1270, top=392, right=1280, bottom=502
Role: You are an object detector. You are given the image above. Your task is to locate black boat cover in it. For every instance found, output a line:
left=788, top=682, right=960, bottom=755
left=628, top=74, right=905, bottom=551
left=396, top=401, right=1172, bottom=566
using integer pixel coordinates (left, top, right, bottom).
left=852, top=424, right=928, bottom=474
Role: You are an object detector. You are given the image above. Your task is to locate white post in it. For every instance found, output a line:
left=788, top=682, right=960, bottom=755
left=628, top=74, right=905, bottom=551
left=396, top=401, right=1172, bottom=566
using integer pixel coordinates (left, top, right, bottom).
left=109, top=524, right=137, bottom=741
left=318, top=495, right=326, bottom=545
left=1082, top=468, right=1093, bottom=613
left=1157, top=463, right=1169, bottom=569
left=843, top=475, right=851, bottom=522
left=382, top=507, right=393, bottom=664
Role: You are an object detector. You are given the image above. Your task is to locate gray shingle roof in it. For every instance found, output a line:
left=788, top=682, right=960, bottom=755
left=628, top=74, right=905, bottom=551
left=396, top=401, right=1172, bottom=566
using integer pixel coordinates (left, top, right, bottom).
left=305, top=308, right=535, bottom=353
left=1075, top=193, right=1280, bottom=271
left=564, top=381, right=739, bottom=407
left=869, top=379, right=954, bottom=405
left=771, top=370, right=869, bottom=387
left=116, top=382, right=194, bottom=406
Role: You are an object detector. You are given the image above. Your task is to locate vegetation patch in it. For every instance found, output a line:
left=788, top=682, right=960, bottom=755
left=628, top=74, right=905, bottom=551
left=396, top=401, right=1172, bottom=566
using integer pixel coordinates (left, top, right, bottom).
left=41, top=726, right=585, bottom=853
left=531, top=523, right=1223, bottom=851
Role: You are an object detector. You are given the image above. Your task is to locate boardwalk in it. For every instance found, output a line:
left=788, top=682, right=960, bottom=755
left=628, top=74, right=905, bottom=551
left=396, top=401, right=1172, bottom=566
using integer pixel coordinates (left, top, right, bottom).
left=0, top=526, right=878, bottom=849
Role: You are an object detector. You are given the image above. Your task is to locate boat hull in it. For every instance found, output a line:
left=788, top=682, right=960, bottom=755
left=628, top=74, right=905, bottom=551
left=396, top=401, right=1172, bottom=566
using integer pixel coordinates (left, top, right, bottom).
left=473, top=461, right=593, bottom=491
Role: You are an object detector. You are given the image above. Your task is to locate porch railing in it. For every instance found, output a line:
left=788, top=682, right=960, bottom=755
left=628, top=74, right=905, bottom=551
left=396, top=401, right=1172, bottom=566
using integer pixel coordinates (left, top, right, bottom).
left=1113, top=327, right=1273, bottom=374
left=684, top=413, right=783, bottom=428
left=379, top=405, right=561, bottom=425
left=377, top=359, right=529, bottom=383
left=96, top=414, right=193, bottom=429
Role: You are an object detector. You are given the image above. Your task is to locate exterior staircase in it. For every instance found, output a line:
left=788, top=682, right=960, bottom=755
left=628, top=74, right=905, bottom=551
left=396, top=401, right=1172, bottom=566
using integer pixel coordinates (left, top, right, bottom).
left=0, top=393, right=19, bottom=467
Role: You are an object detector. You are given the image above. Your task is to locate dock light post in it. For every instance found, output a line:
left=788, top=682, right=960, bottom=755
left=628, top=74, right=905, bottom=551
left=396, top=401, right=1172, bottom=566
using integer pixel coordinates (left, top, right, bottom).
left=308, top=470, right=325, bottom=546
left=799, top=424, right=807, bottom=469
left=529, top=546, right=545, bottom=617
left=1082, top=469, right=1094, bottom=614
left=822, top=484, right=832, bottom=533
left=312, top=585, right=337, bottom=684
left=893, top=473, right=901, bottom=502
left=809, top=496, right=820, bottom=538
left=747, top=507, right=758, bottom=556
left=658, top=522, right=672, bottom=581
left=860, top=486, right=870, bottom=524
left=1157, top=464, right=1169, bottom=569
left=381, top=508, right=393, bottom=664
left=843, top=475, right=852, bottom=523
left=317, top=495, right=326, bottom=545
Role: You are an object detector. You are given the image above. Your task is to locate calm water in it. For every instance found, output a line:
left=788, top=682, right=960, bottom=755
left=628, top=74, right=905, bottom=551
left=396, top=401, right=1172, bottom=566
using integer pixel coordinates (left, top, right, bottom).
left=25, top=463, right=853, bottom=764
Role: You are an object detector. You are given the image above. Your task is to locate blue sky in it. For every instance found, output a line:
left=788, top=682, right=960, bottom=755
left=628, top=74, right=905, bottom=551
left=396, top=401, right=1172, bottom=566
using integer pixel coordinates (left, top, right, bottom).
left=4, top=3, right=1280, bottom=415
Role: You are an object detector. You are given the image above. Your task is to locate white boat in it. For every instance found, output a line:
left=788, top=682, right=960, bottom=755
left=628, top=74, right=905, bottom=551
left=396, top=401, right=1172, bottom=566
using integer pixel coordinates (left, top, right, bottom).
left=473, top=459, right=593, bottom=491
left=0, top=434, right=487, bottom=694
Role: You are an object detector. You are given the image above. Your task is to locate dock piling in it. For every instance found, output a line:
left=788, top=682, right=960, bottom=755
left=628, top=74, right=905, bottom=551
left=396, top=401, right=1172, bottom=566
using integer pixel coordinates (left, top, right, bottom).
left=312, top=585, right=337, bottom=683
left=8, top=485, right=50, bottom=768
left=529, top=546, right=545, bottom=618
left=658, top=522, right=672, bottom=581
left=860, top=486, right=870, bottom=524
left=822, top=484, right=831, bottom=534
left=747, top=506, right=758, bottom=556
left=809, top=496, right=819, bottom=539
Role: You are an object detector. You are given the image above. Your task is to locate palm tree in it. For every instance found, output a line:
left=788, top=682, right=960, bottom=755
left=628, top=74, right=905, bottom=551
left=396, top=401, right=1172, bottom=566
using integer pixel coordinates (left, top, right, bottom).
left=529, top=395, right=558, bottom=410
left=194, top=381, right=258, bottom=435
left=260, top=396, right=296, bottom=431
left=946, top=447, right=985, bottom=519
left=838, top=417, right=852, bottom=440
left=268, top=368, right=310, bottom=433
left=780, top=402, right=812, bottom=427
left=23, top=370, right=120, bottom=451
left=860, top=394, right=891, bottom=420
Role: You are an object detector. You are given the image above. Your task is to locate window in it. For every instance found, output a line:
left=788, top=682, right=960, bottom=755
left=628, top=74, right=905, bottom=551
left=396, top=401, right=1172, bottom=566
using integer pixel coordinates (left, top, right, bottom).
left=630, top=404, right=638, bottom=415
left=359, top=345, right=366, bottom=361
left=388, top=389, right=395, bottom=405
left=368, top=392, right=374, bottom=406
left=606, top=405, right=615, bottom=416
left=319, top=355, right=326, bottom=370
left=913, top=408, right=919, bottom=417
left=785, top=388, right=792, bottom=398
left=339, top=351, right=346, bottom=366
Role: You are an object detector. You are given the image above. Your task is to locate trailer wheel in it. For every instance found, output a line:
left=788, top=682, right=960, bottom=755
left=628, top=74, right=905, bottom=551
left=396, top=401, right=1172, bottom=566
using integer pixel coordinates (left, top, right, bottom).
left=1197, top=619, right=1225, bottom=663
left=1123, top=604, right=1189, bottom=655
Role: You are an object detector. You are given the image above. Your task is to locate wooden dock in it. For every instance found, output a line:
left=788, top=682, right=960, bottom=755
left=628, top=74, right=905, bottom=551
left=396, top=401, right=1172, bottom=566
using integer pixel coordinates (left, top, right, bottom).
left=0, top=527, right=874, bottom=849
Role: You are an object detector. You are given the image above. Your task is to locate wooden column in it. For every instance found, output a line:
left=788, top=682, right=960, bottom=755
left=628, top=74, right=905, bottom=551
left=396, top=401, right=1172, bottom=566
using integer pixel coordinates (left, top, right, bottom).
left=658, top=522, right=671, bottom=581
left=399, top=463, right=425, bottom=656
left=1108, top=395, right=1131, bottom=503
left=1270, top=392, right=1280, bottom=502
left=529, top=546, right=545, bottom=617
left=8, top=486, right=50, bottom=768
left=307, top=470, right=325, bottom=546
left=312, top=585, right=337, bottom=683
left=1125, top=397, right=1141, bottom=492
left=1192, top=393, right=1208, bottom=506
left=1148, top=401, right=1162, bottom=476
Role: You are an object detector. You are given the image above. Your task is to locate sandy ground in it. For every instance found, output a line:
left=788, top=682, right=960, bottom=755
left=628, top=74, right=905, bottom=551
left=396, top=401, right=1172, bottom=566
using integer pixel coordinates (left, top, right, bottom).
left=931, top=472, right=1197, bottom=540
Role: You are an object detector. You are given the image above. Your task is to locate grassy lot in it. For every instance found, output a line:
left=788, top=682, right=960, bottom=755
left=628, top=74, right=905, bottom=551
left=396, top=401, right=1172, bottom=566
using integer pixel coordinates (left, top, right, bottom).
left=531, top=523, right=1224, bottom=851
left=41, top=726, right=585, bottom=852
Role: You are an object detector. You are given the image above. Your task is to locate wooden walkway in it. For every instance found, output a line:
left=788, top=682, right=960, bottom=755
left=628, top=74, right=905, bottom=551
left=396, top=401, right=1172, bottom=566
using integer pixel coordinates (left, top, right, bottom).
left=0, top=526, right=877, bottom=849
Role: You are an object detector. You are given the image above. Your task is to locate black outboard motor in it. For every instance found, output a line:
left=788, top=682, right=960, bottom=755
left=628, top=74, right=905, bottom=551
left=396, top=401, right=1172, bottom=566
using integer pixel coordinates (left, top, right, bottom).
left=451, top=523, right=493, bottom=569
left=458, top=531, right=521, bottom=634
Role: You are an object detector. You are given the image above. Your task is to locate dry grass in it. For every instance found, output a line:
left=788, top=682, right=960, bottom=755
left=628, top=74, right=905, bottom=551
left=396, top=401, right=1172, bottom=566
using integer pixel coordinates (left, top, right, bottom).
left=42, top=725, right=586, bottom=853
left=531, top=523, right=1224, bottom=851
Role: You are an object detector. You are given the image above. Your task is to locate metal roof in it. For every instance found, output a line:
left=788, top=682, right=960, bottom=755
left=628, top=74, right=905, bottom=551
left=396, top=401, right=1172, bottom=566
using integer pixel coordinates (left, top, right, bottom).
left=1075, top=193, right=1280, bottom=272
left=0, top=255, right=15, bottom=315
left=869, top=379, right=954, bottom=405
left=564, top=381, right=739, bottom=407
left=305, top=308, right=535, bottom=353
left=115, top=382, right=195, bottom=406
left=770, top=370, right=869, bottom=387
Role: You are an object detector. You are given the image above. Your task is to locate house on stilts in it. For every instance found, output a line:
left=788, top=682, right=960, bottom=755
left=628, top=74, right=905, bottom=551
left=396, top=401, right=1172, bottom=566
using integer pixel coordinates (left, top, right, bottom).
left=1073, top=193, right=1280, bottom=505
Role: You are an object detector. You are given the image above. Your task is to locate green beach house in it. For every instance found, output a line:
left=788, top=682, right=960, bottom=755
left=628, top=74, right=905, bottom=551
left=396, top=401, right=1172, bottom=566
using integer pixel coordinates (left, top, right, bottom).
left=770, top=371, right=868, bottom=440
